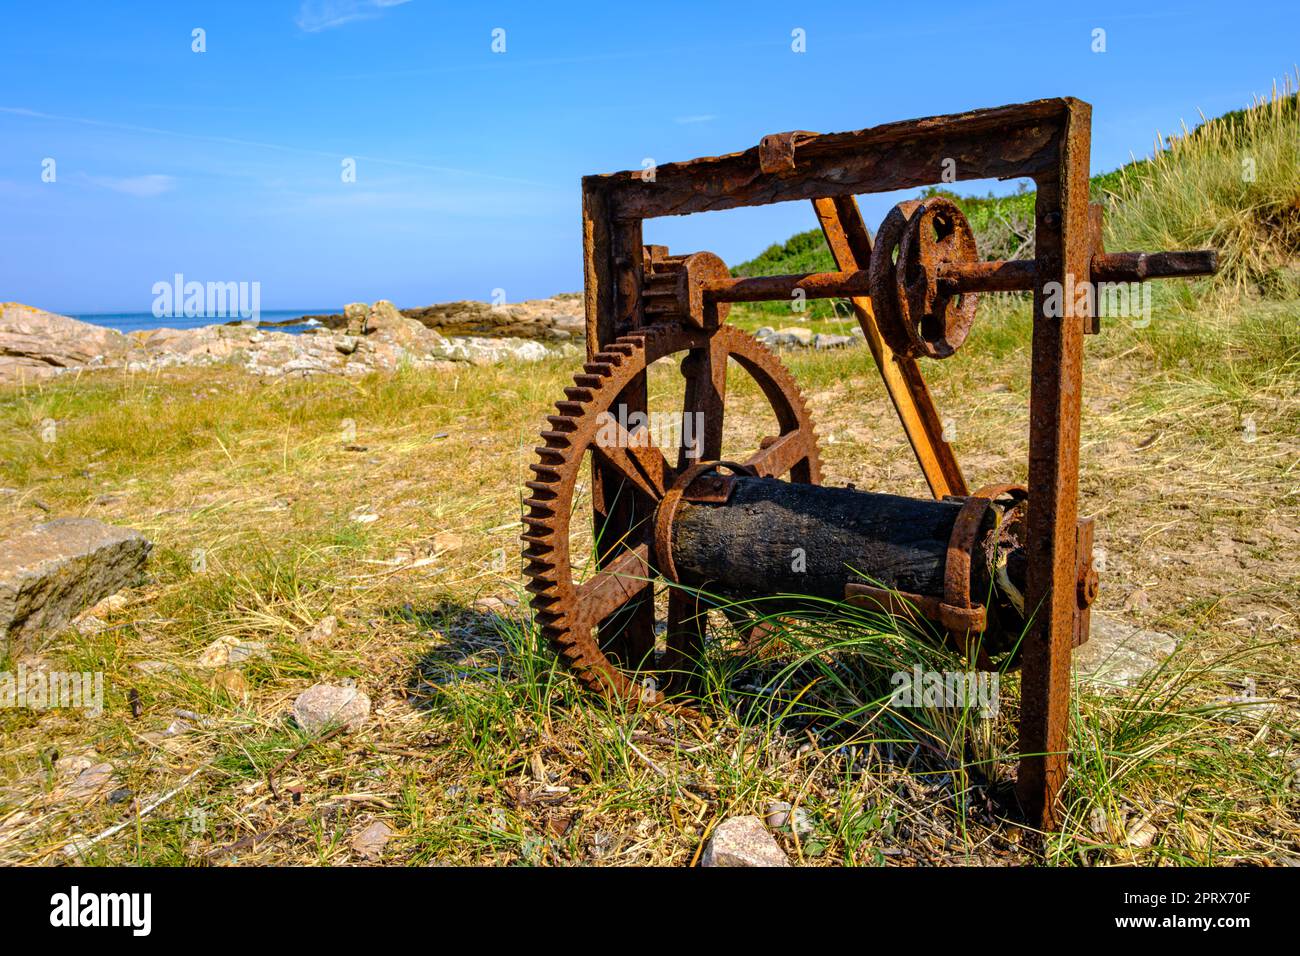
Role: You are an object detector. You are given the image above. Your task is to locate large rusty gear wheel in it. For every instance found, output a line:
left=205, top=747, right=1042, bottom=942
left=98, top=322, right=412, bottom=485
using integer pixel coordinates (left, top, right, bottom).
left=522, top=323, right=822, bottom=703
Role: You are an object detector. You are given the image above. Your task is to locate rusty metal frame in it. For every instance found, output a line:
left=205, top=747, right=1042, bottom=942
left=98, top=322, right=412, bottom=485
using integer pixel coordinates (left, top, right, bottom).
left=580, top=98, right=1094, bottom=830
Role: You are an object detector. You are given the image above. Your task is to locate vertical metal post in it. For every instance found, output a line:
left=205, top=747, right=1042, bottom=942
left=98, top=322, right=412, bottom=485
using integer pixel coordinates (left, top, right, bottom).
left=1016, top=102, right=1092, bottom=830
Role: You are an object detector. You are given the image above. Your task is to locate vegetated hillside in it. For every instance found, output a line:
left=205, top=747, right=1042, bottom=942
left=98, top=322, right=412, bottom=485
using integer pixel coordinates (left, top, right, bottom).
left=732, top=82, right=1299, bottom=319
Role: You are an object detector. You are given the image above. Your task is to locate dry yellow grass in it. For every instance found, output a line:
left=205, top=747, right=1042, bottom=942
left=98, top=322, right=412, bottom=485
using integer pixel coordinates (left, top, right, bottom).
left=0, top=285, right=1295, bottom=866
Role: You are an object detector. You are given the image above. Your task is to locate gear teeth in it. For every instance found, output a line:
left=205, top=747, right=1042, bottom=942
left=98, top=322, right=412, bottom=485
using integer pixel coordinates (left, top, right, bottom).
left=523, top=481, right=559, bottom=500
left=574, top=373, right=605, bottom=388
left=563, top=386, right=594, bottom=402
left=583, top=362, right=614, bottom=377
left=544, top=416, right=578, bottom=434
left=553, top=400, right=585, bottom=417
left=539, top=430, right=573, bottom=447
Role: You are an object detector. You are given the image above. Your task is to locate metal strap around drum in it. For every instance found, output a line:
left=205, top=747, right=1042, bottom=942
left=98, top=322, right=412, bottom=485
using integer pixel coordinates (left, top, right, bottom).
left=653, top=460, right=757, bottom=584
left=942, top=483, right=1028, bottom=655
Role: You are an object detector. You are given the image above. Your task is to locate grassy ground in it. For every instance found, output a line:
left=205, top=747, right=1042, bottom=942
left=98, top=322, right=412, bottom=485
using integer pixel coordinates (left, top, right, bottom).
left=1, top=79, right=1296, bottom=868
left=0, top=280, right=1295, bottom=866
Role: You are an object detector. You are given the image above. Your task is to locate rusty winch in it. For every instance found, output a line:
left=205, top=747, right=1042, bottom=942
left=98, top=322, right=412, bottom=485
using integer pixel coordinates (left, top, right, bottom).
left=521, top=98, right=1215, bottom=829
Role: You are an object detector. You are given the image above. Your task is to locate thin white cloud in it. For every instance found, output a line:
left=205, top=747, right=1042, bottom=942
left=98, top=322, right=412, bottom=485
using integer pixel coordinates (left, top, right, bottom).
left=86, top=174, right=177, bottom=197
left=295, top=0, right=412, bottom=33
left=674, top=114, right=717, bottom=125
left=0, top=106, right=556, bottom=189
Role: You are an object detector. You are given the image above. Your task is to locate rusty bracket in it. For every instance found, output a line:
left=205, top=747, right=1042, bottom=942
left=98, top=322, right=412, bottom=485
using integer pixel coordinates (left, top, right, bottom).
left=759, top=130, right=818, bottom=174
left=844, top=582, right=987, bottom=634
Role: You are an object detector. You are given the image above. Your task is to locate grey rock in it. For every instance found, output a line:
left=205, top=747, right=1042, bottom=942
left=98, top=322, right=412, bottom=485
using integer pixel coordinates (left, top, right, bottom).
left=0, top=518, right=151, bottom=657
left=350, top=819, right=394, bottom=861
left=701, top=815, right=790, bottom=867
left=292, top=683, right=371, bottom=735
left=1073, top=615, right=1177, bottom=687
left=66, top=761, right=116, bottom=801
left=813, top=333, right=857, bottom=350
left=764, top=800, right=792, bottom=829
left=765, top=327, right=812, bottom=348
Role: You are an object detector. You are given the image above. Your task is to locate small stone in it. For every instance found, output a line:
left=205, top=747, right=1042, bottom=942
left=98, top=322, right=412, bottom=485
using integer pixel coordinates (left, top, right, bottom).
left=1122, top=589, right=1151, bottom=611
left=197, top=635, right=270, bottom=669
left=701, top=815, right=789, bottom=867
left=764, top=801, right=813, bottom=837
left=298, top=614, right=338, bottom=646
left=433, top=531, right=463, bottom=552
left=293, top=683, right=371, bottom=734
left=764, top=800, right=792, bottom=830
left=67, top=762, right=116, bottom=800
left=335, top=336, right=359, bottom=355
left=1124, top=815, right=1157, bottom=849
left=107, top=787, right=133, bottom=806
left=209, top=668, right=247, bottom=696
left=55, top=754, right=95, bottom=778
left=350, top=819, right=394, bottom=861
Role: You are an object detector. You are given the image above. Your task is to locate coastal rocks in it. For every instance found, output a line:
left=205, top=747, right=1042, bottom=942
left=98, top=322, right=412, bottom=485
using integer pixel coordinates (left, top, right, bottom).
left=701, top=815, right=790, bottom=867
left=0, top=301, right=569, bottom=382
left=343, top=302, right=370, bottom=336
left=401, top=293, right=585, bottom=341
left=0, top=303, right=129, bottom=383
left=292, top=683, right=371, bottom=734
left=0, top=518, right=151, bottom=657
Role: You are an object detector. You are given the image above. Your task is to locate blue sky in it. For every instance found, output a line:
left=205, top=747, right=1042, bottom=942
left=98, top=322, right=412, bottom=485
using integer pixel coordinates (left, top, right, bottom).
left=0, top=0, right=1294, bottom=314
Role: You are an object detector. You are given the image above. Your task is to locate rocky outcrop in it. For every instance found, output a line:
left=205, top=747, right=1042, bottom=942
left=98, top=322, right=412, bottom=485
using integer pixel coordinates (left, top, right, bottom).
left=0, top=303, right=130, bottom=381
left=0, top=301, right=577, bottom=383
left=297, top=293, right=585, bottom=341
left=403, top=294, right=585, bottom=341
left=0, top=518, right=152, bottom=656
